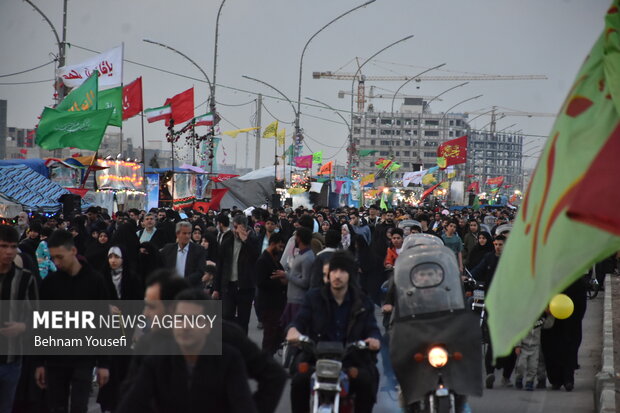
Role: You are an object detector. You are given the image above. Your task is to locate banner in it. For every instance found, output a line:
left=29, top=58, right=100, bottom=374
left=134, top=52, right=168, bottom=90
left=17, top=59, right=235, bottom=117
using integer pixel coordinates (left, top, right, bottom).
left=56, top=72, right=98, bottom=112
left=36, top=107, right=113, bottom=151
left=402, top=170, right=427, bottom=187
left=122, top=77, right=143, bottom=120
left=58, top=45, right=123, bottom=88
left=146, top=173, right=160, bottom=211
left=294, top=155, right=312, bottom=168
left=486, top=176, right=505, bottom=187
left=437, top=135, right=467, bottom=168
left=98, top=86, right=122, bottom=127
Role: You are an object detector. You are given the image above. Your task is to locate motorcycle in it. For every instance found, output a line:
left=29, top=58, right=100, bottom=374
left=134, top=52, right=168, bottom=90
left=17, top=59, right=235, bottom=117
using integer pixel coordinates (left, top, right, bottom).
left=283, top=335, right=370, bottom=413
left=389, top=245, right=483, bottom=413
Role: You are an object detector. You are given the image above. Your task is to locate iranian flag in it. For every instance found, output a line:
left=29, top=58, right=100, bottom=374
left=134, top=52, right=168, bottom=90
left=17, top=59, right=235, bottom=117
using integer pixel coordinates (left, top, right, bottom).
left=145, top=105, right=172, bottom=123
left=195, top=112, right=214, bottom=127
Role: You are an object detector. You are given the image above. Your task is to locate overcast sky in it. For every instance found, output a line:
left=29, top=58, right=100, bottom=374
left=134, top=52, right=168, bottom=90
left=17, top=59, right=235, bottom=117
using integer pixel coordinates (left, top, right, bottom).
left=0, top=0, right=611, bottom=169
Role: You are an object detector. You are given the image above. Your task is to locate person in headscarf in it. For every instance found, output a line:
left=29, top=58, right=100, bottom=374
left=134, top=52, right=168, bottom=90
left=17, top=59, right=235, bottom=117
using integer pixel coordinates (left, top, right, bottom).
left=97, top=245, right=142, bottom=413
left=110, top=222, right=141, bottom=265
left=85, top=230, right=111, bottom=275
left=466, top=231, right=494, bottom=271
left=340, top=223, right=352, bottom=251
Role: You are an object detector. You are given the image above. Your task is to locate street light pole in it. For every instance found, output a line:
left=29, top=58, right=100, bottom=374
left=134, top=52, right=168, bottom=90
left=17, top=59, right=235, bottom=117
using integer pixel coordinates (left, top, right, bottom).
left=296, top=0, right=376, bottom=157
left=305, top=97, right=351, bottom=133
left=212, top=0, right=226, bottom=113
left=440, top=94, right=483, bottom=141
left=24, top=0, right=68, bottom=103
left=348, top=35, right=414, bottom=175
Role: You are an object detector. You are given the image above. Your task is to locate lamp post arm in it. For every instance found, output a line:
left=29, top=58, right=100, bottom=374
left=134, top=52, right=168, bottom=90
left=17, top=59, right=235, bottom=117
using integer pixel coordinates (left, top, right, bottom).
left=212, top=0, right=227, bottom=109
left=440, top=94, right=483, bottom=125
left=143, top=39, right=213, bottom=93
left=305, top=97, right=351, bottom=132
left=390, top=63, right=447, bottom=114
left=296, top=0, right=376, bottom=129
left=23, top=0, right=61, bottom=60
left=242, top=75, right=297, bottom=119
left=425, top=81, right=469, bottom=111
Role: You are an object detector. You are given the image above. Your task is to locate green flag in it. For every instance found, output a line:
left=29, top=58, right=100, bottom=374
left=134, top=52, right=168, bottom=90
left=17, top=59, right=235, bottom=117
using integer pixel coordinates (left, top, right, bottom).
left=389, top=162, right=401, bottom=172
left=35, top=107, right=113, bottom=151
left=98, top=86, right=122, bottom=127
left=56, top=71, right=98, bottom=112
left=358, top=149, right=377, bottom=157
left=486, top=1, right=620, bottom=359
left=312, top=151, right=323, bottom=164
left=380, top=192, right=388, bottom=211
left=471, top=195, right=480, bottom=211
left=284, top=144, right=294, bottom=163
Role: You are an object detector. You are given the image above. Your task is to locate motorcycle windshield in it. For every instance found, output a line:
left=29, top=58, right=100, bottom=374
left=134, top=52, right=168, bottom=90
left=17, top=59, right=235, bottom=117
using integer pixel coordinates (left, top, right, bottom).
left=393, top=245, right=465, bottom=317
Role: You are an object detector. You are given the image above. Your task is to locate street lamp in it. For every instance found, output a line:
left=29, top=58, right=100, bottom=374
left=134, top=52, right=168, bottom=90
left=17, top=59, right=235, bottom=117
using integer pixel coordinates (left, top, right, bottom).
left=23, top=0, right=67, bottom=103
left=440, top=94, right=483, bottom=141
left=242, top=75, right=297, bottom=189
left=212, top=0, right=227, bottom=114
left=143, top=39, right=213, bottom=95
left=348, top=35, right=414, bottom=174
left=296, top=0, right=376, bottom=156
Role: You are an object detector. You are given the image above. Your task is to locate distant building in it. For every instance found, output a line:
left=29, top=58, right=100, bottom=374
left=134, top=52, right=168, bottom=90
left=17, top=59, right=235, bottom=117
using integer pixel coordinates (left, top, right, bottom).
left=354, top=98, right=469, bottom=180
left=465, top=130, right=524, bottom=189
left=0, top=100, right=6, bottom=160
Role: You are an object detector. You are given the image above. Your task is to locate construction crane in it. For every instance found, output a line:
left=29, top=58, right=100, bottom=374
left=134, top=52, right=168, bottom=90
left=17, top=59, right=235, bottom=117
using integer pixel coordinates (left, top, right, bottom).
left=337, top=87, right=442, bottom=110
left=313, top=70, right=547, bottom=112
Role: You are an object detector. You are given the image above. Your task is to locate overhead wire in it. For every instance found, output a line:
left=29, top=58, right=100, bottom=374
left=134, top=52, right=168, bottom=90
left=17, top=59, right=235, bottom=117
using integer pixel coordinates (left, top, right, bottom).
left=0, top=60, right=55, bottom=78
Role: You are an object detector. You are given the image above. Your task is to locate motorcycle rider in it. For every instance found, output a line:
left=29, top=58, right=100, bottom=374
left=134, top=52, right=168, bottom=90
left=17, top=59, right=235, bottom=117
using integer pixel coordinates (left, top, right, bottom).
left=286, top=251, right=381, bottom=413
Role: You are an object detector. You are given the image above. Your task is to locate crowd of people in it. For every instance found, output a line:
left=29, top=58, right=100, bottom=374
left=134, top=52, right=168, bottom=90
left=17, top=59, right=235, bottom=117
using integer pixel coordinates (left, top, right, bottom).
left=0, top=202, right=605, bottom=412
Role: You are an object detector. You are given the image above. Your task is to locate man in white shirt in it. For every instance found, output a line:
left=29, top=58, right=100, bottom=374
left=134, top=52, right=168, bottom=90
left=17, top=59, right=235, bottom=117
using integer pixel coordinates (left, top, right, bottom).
left=160, top=221, right=206, bottom=286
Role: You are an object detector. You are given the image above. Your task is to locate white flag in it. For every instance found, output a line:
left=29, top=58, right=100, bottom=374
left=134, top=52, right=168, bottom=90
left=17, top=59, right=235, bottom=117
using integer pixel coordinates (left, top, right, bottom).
left=309, top=182, right=324, bottom=193
left=57, top=45, right=123, bottom=89
left=403, top=170, right=427, bottom=187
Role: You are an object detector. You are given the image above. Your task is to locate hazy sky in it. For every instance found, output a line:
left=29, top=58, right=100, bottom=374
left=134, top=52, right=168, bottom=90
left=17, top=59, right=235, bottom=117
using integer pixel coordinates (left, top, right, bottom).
left=0, top=0, right=611, bottom=169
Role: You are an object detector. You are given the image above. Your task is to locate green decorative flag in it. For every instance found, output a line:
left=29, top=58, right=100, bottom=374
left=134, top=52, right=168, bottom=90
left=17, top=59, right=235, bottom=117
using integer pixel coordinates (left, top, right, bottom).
left=35, top=107, right=113, bottom=151
left=312, top=151, right=323, bottom=164
left=389, top=162, right=401, bottom=172
left=436, top=156, right=447, bottom=169
left=98, top=86, right=122, bottom=127
left=284, top=144, right=295, bottom=164
left=472, top=195, right=480, bottom=211
left=380, top=192, right=388, bottom=211
left=56, top=71, right=98, bottom=112
left=358, top=149, right=378, bottom=157
left=486, top=1, right=620, bottom=359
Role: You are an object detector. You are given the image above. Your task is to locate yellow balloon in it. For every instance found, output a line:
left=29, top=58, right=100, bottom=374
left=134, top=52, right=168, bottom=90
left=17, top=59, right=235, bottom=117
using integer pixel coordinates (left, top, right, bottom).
left=549, top=294, right=574, bottom=319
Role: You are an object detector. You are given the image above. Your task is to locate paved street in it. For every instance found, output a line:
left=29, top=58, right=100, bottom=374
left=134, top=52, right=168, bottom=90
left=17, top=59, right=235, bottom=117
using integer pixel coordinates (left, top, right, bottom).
left=87, top=295, right=601, bottom=412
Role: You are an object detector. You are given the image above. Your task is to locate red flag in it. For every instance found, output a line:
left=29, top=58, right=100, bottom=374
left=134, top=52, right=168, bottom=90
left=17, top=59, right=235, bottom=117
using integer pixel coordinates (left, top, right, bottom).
left=486, top=176, right=505, bottom=186
left=209, top=188, right=229, bottom=211
left=467, top=181, right=480, bottom=193
left=71, top=152, right=81, bottom=157
left=420, top=182, right=442, bottom=201
left=466, top=174, right=475, bottom=178
left=437, top=135, right=467, bottom=168
left=503, top=184, right=512, bottom=189
left=19, top=149, right=28, bottom=155
left=193, top=201, right=211, bottom=213
left=122, top=77, right=143, bottom=120
left=165, top=87, right=194, bottom=126
left=318, top=161, right=334, bottom=175
left=66, top=188, right=89, bottom=198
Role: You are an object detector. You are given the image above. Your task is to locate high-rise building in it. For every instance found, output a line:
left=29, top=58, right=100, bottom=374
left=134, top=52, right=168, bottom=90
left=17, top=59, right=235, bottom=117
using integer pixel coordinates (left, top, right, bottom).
left=353, top=98, right=469, bottom=181
left=465, top=130, right=524, bottom=189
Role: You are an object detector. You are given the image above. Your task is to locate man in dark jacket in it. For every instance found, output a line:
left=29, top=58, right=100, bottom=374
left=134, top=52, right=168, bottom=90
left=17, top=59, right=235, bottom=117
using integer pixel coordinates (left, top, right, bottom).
left=160, top=221, right=207, bottom=286
left=35, top=230, right=110, bottom=413
left=286, top=252, right=381, bottom=413
left=212, top=214, right=260, bottom=334
left=0, top=225, right=38, bottom=413
left=117, top=289, right=257, bottom=413
left=123, top=276, right=287, bottom=413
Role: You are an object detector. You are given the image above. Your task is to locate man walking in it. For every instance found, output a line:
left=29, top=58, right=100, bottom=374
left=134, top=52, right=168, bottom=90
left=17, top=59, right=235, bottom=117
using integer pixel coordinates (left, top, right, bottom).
left=160, top=221, right=207, bottom=286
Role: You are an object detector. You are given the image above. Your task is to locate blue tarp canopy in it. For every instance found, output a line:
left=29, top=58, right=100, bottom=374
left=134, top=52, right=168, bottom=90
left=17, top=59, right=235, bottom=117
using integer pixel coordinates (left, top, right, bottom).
left=145, top=167, right=197, bottom=174
left=0, top=164, right=75, bottom=213
left=0, top=159, right=49, bottom=178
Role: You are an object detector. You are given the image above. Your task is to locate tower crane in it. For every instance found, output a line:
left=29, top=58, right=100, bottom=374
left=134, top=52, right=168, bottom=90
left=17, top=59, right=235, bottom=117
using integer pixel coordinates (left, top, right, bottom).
left=313, top=68, right=547, bottom=112
left=465, top=106, right=556, bottom=133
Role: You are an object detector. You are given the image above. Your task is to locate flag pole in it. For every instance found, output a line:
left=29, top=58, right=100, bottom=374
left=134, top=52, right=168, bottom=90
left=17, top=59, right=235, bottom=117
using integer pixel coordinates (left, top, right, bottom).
left=140, top=111, right=146, bottom=182
left=169, top=120, right=175, bottom=209
left=80, top=151, right=98, bottom=189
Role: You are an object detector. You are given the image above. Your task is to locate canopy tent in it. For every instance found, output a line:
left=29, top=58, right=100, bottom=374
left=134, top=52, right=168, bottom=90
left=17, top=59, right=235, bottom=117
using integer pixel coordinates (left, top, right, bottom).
left=0, top=193, right=22, bottom=218
left=218, top=165, right=305, bottom=210
left=0, top=158, right=50, bottom=178
left=0, top=164, right=84, bottom=213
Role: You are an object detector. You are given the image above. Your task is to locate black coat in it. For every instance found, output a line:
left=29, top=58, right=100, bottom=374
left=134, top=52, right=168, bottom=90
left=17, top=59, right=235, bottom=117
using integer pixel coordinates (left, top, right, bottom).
left=255, top=250, right=287, bottom=311
left=116, top=343, right=257, bottom=413
left=160, top=242, right=207, bottom=287
left=214, top=233, right=260, bottom=292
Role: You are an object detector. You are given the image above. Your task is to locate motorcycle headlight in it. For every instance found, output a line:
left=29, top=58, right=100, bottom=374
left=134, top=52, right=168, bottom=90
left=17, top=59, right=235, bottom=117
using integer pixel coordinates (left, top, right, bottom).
left=428, top=346, right=449, bottom=368
left=316, top=359, right=342, bottom=379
